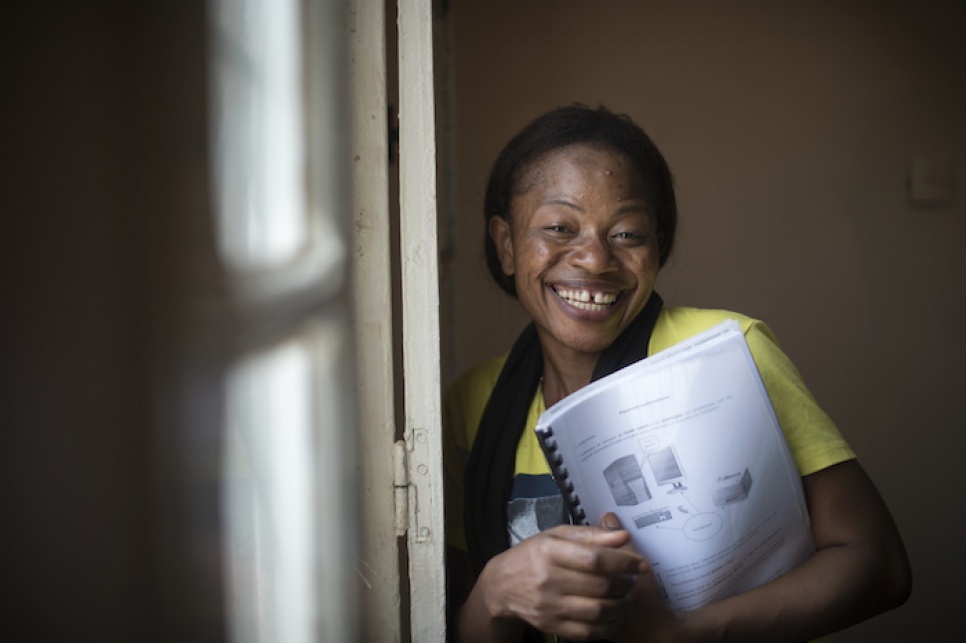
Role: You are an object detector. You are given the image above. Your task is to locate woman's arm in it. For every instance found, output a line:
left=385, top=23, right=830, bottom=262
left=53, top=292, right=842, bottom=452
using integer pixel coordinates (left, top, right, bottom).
left=615, top=459, right=912, bottom=642
left=447, top=525, right=649, bottom=642
left=448, top=545, right=524, bottom=642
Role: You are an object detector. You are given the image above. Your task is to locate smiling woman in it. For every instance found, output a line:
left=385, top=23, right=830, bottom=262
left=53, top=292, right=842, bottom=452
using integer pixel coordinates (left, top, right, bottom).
left=443, top=105, right=911, bottom=643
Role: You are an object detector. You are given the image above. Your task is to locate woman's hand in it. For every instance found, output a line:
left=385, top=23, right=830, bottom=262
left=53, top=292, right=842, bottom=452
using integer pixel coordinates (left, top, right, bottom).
left=596, top=513, right=686, bottom=643
left=456, top=524, right=649, bottom=641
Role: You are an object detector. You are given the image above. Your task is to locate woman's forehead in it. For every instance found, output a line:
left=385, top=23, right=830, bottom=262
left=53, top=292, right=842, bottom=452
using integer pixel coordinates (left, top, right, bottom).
left=513, top=143, right=642, bottom=195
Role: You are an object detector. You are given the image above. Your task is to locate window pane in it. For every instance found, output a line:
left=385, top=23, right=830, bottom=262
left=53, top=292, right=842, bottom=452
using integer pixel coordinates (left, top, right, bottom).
left=222, top=318, right=358, bottom=643
left=209, top=0, right=307, bottom=270
left=223, top=337, right=313, bottom=643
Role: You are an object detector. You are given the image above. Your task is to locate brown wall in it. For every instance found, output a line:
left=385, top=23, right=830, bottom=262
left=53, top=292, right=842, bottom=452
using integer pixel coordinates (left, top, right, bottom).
left=442, top=1, right=966, bottom=640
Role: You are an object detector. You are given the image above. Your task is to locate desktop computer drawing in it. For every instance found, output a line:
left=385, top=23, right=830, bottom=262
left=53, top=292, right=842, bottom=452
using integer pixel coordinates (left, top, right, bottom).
left=712, top=468, right=753, bottom=506
left=603, top=454, right=651, bottom=506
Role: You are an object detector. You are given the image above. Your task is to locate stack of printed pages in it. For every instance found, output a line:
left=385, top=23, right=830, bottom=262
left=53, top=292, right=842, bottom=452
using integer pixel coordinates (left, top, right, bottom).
left=535, top=320, right=814, bottom=612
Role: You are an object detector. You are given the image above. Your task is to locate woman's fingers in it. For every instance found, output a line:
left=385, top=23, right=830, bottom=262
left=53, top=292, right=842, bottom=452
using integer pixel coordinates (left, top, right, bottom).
left=546, top=522, right=629, bottom=544
left=528, top=563, right=638, bottom=600
left=478, top=525, right=656, bottom=638
left=542, top=525, right=650, bottom=576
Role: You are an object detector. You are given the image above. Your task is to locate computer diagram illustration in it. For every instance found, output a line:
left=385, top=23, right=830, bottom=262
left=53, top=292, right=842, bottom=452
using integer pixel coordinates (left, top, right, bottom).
left=602, top=440, right=753, bottom=542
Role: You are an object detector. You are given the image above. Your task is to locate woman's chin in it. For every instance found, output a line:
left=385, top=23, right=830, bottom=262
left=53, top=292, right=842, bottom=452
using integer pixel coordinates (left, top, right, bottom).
left=532, top=295, right=644, bottom=356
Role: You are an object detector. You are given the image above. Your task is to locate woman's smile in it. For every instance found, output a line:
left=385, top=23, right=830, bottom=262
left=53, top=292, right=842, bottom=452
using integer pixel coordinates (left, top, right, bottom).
left=551, top=285, right=620, bottom=310
left=547, top=283, right=626, bottom=322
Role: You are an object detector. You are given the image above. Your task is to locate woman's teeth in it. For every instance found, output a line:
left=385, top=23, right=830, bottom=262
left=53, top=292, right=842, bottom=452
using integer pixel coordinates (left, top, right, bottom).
left=555, top=287, right=618, bottom=310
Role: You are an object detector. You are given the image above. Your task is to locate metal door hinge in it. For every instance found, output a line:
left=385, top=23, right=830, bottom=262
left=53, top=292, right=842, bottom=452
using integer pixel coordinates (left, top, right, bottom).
left=393, top=440, right=409, bottom=536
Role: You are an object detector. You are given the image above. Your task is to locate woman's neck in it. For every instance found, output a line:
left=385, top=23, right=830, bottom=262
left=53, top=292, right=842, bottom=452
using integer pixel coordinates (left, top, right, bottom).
left=541, top=349, right=599, bottom=407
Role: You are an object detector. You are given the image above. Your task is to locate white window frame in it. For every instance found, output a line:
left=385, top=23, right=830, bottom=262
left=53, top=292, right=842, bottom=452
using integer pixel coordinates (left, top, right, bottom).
left=350, top=0, right=447, bottom=640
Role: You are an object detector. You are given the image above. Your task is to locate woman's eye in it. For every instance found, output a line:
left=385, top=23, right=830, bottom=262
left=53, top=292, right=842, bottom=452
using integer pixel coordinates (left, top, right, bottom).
left=613, top=231, right=643, bottom=241
left=545, top=224, right=570, bottom=234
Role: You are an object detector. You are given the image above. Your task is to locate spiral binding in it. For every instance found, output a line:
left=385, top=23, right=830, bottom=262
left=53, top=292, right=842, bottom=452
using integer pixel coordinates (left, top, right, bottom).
left=536, top=425, right=588, bottom=525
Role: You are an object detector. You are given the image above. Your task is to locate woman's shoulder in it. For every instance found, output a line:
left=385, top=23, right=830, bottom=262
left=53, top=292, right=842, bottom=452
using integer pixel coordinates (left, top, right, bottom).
left=654, top=305, right=778, bottom=351
left=447, top=355, right=507, bottom=399
left=659, top=305, right=759, bottom=329
left=443, top=355, right=507, bottom=439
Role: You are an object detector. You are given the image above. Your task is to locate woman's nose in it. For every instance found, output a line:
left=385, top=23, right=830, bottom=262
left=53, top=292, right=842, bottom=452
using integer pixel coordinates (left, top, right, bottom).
left=569, top=233, right=617, bottom=274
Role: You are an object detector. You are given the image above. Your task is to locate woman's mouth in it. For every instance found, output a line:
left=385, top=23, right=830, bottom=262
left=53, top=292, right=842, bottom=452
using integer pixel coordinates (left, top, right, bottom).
left=552, top=286, right=620, bottom=312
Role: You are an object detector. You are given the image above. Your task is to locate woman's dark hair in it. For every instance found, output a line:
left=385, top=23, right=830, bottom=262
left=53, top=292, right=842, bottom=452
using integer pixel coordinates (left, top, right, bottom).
left=483, top=104, right=677, bottom=297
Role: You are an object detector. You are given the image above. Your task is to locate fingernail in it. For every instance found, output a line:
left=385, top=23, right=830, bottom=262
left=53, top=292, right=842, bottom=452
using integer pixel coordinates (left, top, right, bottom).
left=602, top=513, right=621, bottom=530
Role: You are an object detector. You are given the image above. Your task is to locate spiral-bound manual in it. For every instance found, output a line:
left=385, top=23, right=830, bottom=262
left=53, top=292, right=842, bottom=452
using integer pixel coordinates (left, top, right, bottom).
left=534, top=320, right=814, bottom=613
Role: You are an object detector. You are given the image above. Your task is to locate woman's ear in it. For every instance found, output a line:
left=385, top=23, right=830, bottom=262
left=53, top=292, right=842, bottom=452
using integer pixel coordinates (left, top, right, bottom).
left=488, top=216, right=515, bottom=277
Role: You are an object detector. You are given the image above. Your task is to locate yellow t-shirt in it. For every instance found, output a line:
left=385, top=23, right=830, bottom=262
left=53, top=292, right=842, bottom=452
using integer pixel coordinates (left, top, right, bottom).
left=443, top=306, right=855, bottom=552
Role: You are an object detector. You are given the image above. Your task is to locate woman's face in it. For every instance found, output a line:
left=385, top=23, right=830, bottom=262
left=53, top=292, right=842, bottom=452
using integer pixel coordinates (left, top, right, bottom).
left=490, top=143, right=660, bottom=361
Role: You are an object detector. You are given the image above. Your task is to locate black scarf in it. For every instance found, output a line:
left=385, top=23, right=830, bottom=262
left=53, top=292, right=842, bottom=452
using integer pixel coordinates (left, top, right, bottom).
left=464, top=291, right=665, bottom=578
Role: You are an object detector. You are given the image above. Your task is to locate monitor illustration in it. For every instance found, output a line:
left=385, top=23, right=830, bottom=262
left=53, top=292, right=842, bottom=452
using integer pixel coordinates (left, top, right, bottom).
left=648, top=445, right=687, bottom=493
